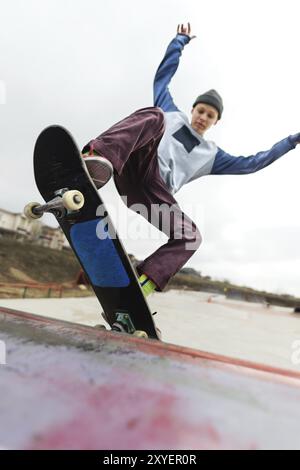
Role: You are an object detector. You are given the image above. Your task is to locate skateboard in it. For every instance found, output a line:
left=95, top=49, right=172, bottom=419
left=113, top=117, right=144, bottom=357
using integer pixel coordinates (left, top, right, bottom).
left=24, top=125, right=160, bottom=340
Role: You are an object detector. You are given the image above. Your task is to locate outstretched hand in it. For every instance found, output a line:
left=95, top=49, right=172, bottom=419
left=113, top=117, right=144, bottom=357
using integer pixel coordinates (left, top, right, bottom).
left=293, top=133, right=300, bottom=145
left=177, top=22, right=196, bottom=40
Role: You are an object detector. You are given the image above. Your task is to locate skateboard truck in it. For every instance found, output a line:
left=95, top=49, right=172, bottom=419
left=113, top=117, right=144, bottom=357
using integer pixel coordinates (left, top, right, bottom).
left=112, top=312, right=136, bottom=334
left=24, top=188, right=85, bottom=220
left=102, top=311, right=148, bottom=338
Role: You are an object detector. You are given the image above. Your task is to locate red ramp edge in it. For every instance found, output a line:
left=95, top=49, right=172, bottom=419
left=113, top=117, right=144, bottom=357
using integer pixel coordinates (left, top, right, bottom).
left=0, top=306, right=300, bottom=450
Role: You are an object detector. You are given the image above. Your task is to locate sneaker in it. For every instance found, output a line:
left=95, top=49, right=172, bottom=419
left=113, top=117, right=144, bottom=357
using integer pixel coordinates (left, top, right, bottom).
left=82, top=154, right=113, bottom=189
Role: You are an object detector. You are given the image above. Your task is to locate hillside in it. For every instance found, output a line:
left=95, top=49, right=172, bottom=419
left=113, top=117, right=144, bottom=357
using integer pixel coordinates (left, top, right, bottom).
left=0, top=238, right=81, bottom=284
left=1, top=237, right=300, bottom=308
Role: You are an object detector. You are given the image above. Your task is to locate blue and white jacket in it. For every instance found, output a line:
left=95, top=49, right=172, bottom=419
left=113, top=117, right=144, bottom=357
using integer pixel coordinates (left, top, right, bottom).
left=154, top=34, right=299, bottom=195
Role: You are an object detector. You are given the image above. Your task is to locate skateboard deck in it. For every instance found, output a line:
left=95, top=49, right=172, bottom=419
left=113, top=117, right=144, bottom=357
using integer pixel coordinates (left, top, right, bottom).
left=25, top=125, right=160, bottom=340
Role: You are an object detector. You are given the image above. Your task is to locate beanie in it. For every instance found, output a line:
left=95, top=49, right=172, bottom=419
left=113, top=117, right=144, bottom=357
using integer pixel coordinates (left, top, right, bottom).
left=193, top=89, right=223, bottom=120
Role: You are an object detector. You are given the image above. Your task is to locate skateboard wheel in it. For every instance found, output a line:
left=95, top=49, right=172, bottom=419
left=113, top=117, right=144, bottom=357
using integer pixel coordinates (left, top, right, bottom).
left=62, top=190, right=84, bottom=211
left=111, top=322, right=127, bottom=333
left=94, top=324, right=107, bottom=330
left=24, top=202, right=43, bottom=219
left=133, top=330, right=148, bottom=339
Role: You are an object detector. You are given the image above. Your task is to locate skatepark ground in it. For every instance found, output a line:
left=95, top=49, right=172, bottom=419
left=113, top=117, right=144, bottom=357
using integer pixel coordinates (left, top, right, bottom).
left=1, top=289, right=299, bottom=373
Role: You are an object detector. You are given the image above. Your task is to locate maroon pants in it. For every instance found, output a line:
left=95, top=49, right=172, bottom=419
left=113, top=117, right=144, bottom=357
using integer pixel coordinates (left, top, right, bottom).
left=82, top=107, right=201, bottom=291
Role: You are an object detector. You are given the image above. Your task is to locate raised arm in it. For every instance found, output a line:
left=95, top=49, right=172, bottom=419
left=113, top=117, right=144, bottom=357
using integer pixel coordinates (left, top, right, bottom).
left=211, top=134, right=300, bottom=175
left=153, top=23, right=196, bottom=112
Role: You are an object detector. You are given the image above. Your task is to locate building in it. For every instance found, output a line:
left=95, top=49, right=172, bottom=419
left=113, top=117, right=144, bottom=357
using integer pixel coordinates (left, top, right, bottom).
left=0, top=208, right=41, bottom=241
left=36, top=224, right=65, bottom=251
left=0, top=208, right=66, bottom=250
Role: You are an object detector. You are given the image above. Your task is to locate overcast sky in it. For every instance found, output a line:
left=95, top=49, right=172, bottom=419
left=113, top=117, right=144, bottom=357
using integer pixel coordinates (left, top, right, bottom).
left=1, top=0, right=300, bottom=296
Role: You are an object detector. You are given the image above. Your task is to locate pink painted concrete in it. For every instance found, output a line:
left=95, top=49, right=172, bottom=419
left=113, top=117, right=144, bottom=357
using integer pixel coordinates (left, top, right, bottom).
left=0, top=306, right=300, bottom=449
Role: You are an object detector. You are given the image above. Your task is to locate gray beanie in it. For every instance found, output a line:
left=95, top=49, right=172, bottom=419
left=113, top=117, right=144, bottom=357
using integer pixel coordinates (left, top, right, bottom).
left=193, top=89, right=223, bottom=120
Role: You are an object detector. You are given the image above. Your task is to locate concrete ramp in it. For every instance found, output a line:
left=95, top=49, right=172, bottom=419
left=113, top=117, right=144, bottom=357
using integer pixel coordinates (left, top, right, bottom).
left=0, top=306, right=300, bottom=450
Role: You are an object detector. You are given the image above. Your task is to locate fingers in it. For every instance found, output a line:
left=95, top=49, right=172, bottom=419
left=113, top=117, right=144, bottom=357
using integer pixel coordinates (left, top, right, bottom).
left=177, top=24, right=185, bottom=34
left=177, top=22, right=192, bottom=35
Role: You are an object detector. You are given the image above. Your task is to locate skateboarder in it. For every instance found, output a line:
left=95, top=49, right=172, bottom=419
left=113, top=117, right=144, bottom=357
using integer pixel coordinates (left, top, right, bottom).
left=82, top=23, right=300, bottom=297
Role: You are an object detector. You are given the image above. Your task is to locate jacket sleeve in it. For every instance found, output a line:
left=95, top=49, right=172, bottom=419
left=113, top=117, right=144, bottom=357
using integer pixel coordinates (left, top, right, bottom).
left=153, top=34, right=190, bottom=112
left=211, top=134, right=300, bottom=175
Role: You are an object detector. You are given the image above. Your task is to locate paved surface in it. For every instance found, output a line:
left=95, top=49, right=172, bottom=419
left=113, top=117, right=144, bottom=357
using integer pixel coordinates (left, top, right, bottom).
left=1, top=306, right=300, bottom=449
left=1, top=290, right=300, bottom=371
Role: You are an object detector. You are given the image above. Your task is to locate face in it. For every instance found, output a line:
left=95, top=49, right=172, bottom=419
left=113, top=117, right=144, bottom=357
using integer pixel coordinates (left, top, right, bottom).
left=190, top=103, right=219, bottom=136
